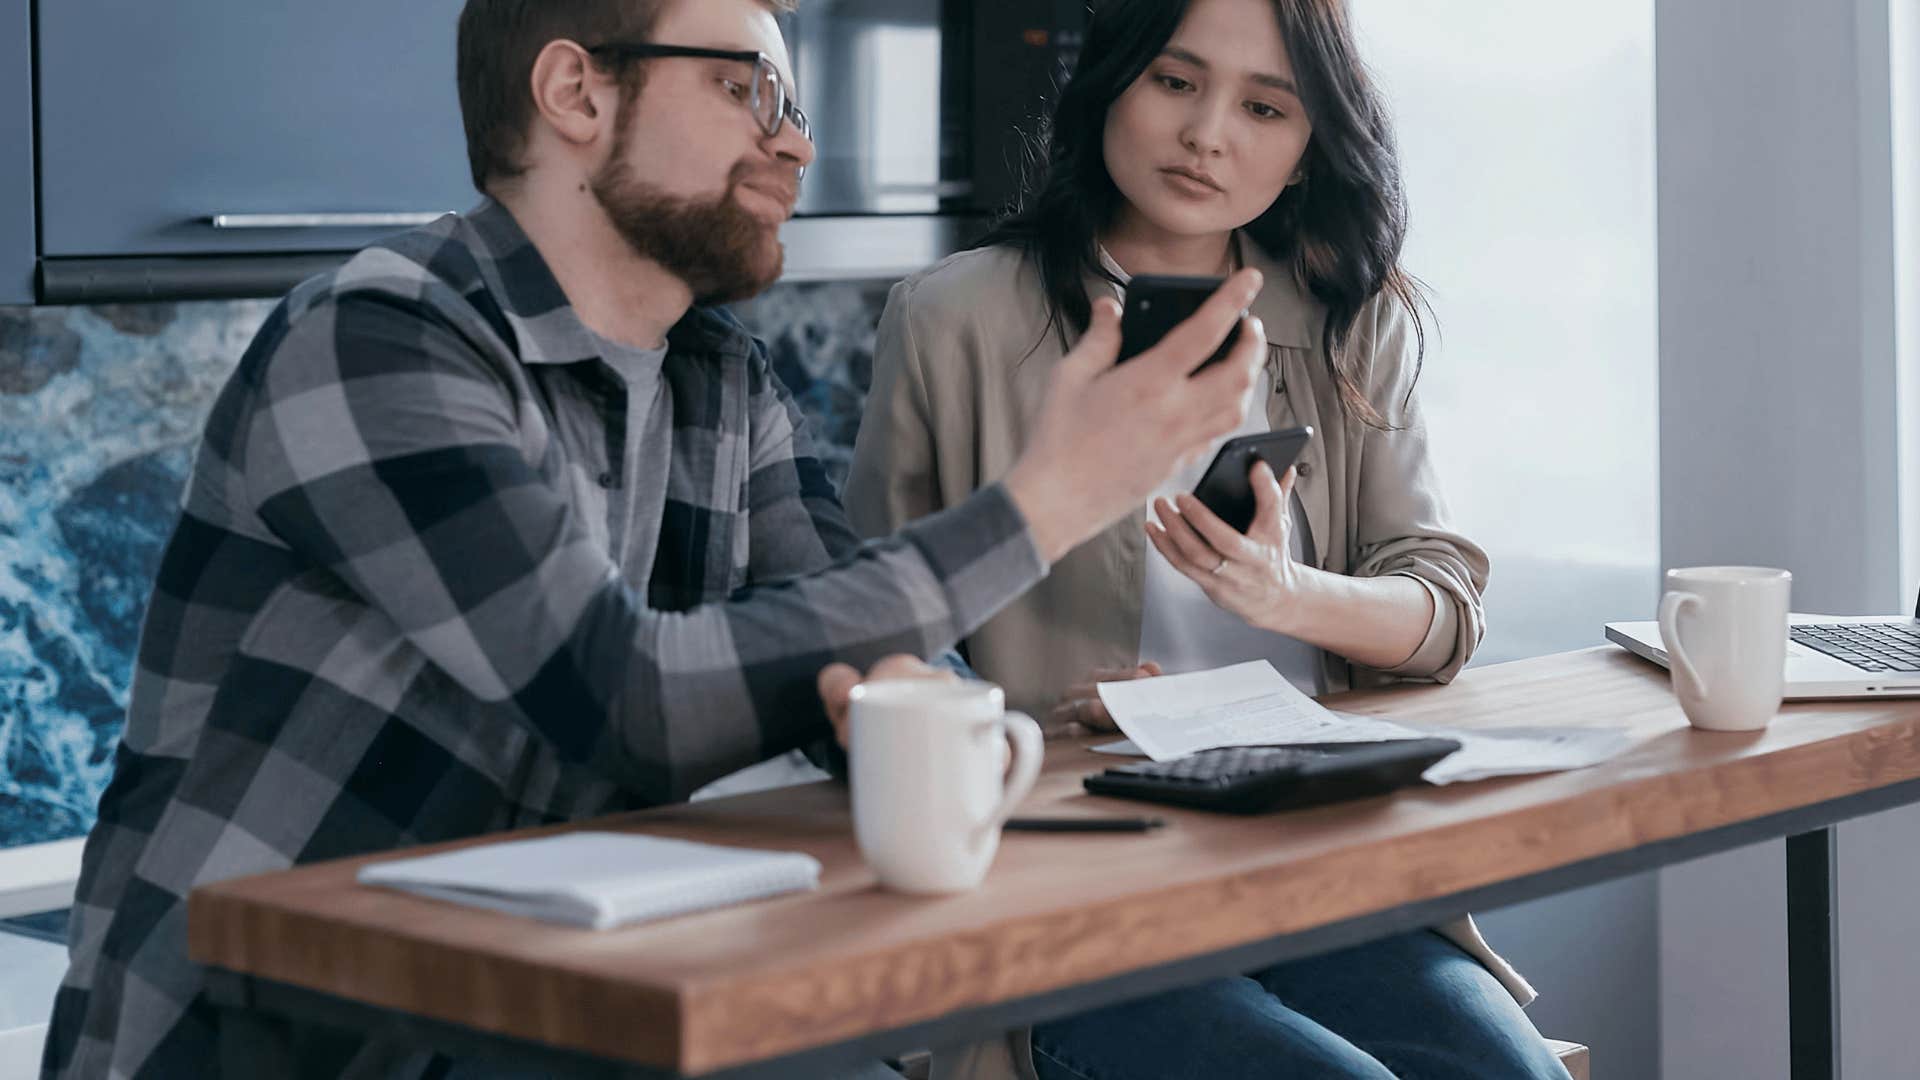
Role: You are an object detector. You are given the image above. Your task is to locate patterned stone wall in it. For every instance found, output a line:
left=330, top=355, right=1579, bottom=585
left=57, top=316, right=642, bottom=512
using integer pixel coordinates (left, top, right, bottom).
left=0, top=277, right=895, bottom=849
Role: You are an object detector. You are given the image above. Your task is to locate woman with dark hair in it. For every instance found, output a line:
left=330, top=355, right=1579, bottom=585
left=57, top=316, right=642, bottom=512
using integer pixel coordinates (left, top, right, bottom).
left=847, top=0, right=1567, bottom=1076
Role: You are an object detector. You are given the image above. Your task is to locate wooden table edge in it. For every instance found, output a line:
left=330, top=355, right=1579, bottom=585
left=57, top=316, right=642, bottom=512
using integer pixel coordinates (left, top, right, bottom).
left=185, top=648, right=1920, bottom=1072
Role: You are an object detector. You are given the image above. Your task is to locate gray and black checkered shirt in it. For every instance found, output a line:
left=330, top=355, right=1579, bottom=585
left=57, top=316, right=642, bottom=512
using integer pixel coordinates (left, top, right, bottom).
left=43, top=200, right=1045, bottom=1079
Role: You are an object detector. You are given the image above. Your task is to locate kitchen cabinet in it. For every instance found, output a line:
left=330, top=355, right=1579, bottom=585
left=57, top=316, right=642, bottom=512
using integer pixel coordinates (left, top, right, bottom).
left=2, top=0, right=33, bottom=305
left=36, top=0, right=472, bottom=262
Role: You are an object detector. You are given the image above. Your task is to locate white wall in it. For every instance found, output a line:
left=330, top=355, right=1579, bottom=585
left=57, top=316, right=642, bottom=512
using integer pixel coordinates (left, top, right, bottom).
left=1656, top=0, right=1910, bottom=1077
left=1350, top=2, right=1661, bottom=1074
left=1837, top=8, right=1920, bottom=1080
left=1898, top=0, right=1920, bottom=606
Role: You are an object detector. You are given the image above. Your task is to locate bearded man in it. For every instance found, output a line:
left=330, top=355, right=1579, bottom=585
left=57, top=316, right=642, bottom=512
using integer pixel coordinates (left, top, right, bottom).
left=42, top=1, right=1268, bottom=1075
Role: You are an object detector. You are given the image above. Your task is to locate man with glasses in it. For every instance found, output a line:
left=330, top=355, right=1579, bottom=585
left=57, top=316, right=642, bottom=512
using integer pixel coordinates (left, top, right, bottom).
left=43, top=1, right=1268, bottom=1076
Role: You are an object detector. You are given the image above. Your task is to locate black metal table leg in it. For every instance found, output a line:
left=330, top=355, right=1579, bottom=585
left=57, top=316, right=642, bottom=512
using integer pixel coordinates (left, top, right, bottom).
left=1786, top=828, right=1839, bottom=1080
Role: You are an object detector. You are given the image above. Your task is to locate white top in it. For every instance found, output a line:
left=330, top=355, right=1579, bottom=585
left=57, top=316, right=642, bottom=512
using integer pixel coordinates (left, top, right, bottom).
left=1096, top=246, right=1325, bottom=696
left=1137, top=366, right=1325, bottom=695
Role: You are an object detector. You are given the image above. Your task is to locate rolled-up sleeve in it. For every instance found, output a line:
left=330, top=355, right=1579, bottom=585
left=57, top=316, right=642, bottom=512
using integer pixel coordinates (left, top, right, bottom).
left=1346, top=298, right=1491, bottom=684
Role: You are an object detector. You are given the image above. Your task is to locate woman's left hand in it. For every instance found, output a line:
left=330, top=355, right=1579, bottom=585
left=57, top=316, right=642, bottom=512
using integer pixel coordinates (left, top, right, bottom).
left=1145, top=460, right=1303, bottom=633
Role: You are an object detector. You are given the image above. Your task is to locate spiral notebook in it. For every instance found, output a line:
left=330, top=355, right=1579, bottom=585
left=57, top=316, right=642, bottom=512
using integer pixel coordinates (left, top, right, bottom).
left=357, top=831, right=823, bottom=930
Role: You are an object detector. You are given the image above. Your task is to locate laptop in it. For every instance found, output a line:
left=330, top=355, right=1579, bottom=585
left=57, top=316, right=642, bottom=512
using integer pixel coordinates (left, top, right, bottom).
left=1605, top=588, right=1920, bottom=699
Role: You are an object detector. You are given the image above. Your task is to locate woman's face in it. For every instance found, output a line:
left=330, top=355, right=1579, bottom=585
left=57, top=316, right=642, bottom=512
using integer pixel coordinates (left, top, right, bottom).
left=1102, top=0, right=1314, bottom=241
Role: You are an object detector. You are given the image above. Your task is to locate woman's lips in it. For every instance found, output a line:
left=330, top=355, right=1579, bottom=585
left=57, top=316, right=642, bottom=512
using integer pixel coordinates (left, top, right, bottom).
left=1160, top=166, right=1223, bottom=197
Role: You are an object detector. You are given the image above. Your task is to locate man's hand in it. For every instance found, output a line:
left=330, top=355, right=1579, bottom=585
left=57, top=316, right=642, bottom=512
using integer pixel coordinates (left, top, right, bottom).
left=817, top=655, right=957, bottom=748
left=1003, top=268, right=1266, bottom=563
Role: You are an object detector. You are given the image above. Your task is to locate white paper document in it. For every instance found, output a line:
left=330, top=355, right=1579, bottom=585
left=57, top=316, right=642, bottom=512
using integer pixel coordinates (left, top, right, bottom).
left=1097, top=721, right=1632, bottom=784
left=1089, top=660, right=1634, bottom=784
left=1096, top=660, right=1424, bottom=761
left=1410, top=725, right=1635, bottom=786
left=357, top=831, right=821, bottom=930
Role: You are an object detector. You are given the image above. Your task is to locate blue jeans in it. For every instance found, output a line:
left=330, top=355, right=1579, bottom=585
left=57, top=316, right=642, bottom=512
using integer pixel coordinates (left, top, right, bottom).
left=1030, top=930, right=1570, bottom=1080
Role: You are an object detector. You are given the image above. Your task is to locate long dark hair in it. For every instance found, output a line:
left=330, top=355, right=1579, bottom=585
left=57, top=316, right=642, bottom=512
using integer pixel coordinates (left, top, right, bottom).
left=976, top=0, right=1425, bottom=427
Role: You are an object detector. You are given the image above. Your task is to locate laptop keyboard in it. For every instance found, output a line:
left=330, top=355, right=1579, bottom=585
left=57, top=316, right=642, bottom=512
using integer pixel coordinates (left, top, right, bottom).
left=1791, top=623, right=1920, bottom=672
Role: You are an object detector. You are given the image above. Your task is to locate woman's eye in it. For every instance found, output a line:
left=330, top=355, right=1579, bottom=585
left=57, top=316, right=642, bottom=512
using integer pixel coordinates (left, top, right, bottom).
left=1246, top=101, right=1285, bottom=120
left=1156, top=74, right=1195, bottom=93
left=720, top=78, right=748, bottom=100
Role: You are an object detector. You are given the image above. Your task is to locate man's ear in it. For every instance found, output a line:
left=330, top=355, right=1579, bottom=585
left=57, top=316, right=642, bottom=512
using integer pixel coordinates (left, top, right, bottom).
left=528, top=40, right=617, bottom=149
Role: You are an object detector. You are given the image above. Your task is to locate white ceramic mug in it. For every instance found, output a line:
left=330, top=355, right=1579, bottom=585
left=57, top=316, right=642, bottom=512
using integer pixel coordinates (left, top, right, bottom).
left=1657, top=566, right=1792, bottom=731
left=848, top=679, right=1043, bottom=894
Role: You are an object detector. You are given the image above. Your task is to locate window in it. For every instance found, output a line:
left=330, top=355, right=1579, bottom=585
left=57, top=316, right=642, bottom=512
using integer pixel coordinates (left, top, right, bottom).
left=1350, top=1, right=1659, bottom=662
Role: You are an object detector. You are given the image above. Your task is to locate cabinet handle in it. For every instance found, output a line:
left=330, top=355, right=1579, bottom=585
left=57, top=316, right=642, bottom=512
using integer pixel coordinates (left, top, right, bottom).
left=208, top=212, right=449, bottom=230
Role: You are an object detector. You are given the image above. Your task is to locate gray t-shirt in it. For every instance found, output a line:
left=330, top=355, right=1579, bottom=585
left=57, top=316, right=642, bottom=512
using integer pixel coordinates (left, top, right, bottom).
left=588, top=333, right=672, bottom=586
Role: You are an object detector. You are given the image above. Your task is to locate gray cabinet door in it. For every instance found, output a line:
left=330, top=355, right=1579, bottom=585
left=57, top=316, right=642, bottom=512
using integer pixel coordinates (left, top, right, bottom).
left=38, top=0, right=473, bottom=258
left=1, top=0, right=33, bottom=303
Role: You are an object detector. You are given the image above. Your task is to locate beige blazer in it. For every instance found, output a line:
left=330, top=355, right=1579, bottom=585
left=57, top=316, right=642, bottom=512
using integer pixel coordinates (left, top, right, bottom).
left=847, top=240, right=1492, bottom=717
left=844, top=241, right=1529, bottom=1080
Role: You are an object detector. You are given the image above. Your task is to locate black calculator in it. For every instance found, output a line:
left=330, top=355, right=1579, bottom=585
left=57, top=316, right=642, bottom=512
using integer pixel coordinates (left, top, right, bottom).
left=1083, top=739, right=1461, bottom=814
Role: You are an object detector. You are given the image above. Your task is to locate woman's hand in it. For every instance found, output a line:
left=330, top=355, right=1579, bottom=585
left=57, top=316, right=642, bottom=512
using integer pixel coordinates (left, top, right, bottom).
left=1048, top=662, right=1163, bottom=734
left=1146, top=460, right=1303, bottom=633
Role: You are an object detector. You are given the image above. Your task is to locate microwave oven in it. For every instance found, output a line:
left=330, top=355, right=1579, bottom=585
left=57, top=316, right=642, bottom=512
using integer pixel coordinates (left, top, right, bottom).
left=776, top=0, right=1088, bottom=279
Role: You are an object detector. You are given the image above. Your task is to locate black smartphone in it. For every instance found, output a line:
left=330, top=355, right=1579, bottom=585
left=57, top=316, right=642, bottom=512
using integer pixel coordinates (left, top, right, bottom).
left=1117, top=274, right=1240, bottom=371
left=1191, top=426, right=1314, bottom=533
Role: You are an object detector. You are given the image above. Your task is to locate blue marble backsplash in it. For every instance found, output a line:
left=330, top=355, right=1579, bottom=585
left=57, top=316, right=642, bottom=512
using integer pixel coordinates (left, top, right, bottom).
left=0, top=278, right=893, bottom=850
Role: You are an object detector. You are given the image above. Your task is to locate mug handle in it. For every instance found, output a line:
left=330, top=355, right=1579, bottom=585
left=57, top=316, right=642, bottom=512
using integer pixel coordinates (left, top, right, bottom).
left=977, top=711, right=1044, bottom=842
left=1658, top=590, right=1708, bottom=700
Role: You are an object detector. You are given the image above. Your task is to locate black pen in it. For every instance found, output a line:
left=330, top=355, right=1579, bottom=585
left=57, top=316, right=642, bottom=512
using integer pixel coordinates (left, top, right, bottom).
left=1004, top=816, right=1166, bottom=833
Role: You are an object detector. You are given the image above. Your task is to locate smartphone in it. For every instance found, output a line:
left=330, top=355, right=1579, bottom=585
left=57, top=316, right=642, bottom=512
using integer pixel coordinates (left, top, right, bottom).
left=1191, top=426, right=1314, bottom=533
left=1117, top=274, right=1241, bottom=371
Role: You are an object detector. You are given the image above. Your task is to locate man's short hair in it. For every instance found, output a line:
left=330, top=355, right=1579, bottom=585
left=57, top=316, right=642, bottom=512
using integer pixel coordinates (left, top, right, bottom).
left=457, top=0, right=798, bottom=192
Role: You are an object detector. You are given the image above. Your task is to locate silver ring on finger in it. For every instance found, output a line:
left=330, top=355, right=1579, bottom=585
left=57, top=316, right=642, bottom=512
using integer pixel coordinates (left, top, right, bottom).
left=1211, top=556, right=1229, bottom=575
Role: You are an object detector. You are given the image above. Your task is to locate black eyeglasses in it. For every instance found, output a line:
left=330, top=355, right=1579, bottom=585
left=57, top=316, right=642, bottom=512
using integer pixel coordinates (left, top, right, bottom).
left=585, top=43, right=812, bottom=146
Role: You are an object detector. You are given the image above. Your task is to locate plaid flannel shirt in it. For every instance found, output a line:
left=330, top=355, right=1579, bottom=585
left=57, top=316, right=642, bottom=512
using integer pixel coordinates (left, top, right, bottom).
left=44, top=200, right=1045, bottom=1079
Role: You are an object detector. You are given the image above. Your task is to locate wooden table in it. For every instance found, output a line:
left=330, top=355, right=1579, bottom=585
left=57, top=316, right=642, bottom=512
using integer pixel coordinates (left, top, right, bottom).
left=190, top=647, right=1920, bottom=1079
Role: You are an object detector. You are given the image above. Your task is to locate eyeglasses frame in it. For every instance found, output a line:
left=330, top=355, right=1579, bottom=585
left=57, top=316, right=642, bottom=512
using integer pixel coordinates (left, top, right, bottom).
left=583, top=42, right=812, bottom=145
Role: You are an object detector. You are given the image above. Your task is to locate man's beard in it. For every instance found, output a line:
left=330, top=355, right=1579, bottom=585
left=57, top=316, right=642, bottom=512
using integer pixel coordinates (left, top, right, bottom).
left=590, top=154, right=787, bottom=306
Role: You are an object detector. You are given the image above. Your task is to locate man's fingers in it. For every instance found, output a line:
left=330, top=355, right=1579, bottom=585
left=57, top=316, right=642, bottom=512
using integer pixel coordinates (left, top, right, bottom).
left=1060, top=297, right=1124, bottom=383
left=867, top=654, right=946, bottom=683
left=817, top=662, right=862, bottom=747
left=1136, top=269, right=1264, bottom=379
left=1186, top=315, right=1266, bottom=399
left=817, top=662, right=862, bottom=715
